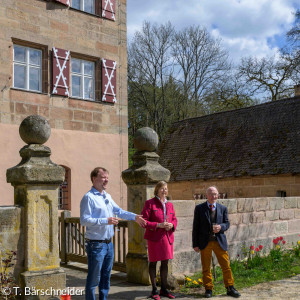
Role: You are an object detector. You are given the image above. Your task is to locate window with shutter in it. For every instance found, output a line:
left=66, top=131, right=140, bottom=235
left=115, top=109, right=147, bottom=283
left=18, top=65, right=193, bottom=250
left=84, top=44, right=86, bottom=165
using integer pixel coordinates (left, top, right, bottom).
left=54, top=0, right=71, bottom=6
left=52, top=47, right=70, bottom=97
left=102, top=58, right=116, bottom=103
left=102, top=0, right=115, bottom=21
left=71, top=58, right=95, bottom=100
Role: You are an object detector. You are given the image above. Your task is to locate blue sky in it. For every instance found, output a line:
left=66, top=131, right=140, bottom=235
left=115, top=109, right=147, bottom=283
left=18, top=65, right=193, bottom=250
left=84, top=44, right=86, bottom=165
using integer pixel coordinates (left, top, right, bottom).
left=127, top=0, right=298, bottom=63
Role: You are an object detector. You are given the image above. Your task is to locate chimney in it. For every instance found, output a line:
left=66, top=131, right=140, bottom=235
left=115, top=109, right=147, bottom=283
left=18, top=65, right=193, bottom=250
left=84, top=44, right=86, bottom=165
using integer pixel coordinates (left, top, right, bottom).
left=295, top=84, right=300, bottom=97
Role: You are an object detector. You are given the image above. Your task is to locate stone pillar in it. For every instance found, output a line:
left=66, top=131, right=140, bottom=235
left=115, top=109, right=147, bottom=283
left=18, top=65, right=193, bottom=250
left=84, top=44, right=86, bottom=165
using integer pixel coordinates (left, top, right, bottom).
left=122, top=127, right=170, bottom=284
left=6, top=115, right=66, bottom=299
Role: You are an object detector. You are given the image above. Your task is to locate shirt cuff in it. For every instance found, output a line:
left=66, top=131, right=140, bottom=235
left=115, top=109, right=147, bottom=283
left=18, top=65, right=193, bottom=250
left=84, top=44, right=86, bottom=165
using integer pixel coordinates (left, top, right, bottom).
left=100, top=218, right=108, bottom=225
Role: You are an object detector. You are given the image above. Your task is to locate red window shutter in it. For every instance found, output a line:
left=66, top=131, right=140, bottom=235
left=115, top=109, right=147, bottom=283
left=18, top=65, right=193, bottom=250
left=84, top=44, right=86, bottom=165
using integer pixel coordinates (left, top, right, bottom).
left=52, top=47, right=70, bottom=97
left=102, top=0, right=116, bottom=21
left=54, top=0, right=70, bottom=6
left=102, top=58, right=117, bottom=103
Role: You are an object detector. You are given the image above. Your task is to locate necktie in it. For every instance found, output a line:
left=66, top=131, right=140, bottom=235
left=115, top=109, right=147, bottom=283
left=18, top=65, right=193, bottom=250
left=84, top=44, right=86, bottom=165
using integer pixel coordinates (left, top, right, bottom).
left=210, top=204, right=213, bottom=212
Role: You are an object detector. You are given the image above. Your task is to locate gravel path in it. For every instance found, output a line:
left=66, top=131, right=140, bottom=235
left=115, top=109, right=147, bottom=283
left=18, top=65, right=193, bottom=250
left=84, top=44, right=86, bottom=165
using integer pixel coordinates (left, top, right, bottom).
left=63, top=263, right=300, bottom=299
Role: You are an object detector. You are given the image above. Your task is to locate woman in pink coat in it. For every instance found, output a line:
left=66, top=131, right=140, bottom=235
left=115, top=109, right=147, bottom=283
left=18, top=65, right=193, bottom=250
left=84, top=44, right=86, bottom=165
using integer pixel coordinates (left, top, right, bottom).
left=141, top=181, right=177, bottom=300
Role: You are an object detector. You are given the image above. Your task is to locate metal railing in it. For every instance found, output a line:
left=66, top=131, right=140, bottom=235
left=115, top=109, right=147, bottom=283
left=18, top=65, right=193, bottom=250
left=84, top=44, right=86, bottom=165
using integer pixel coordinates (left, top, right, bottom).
left=59, top=211, right=128, bottom=272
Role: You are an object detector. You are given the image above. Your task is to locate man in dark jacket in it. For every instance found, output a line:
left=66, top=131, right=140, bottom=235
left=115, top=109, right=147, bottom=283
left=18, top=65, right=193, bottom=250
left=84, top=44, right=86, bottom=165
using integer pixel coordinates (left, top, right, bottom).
left=192, top=186, right=240, bottom=298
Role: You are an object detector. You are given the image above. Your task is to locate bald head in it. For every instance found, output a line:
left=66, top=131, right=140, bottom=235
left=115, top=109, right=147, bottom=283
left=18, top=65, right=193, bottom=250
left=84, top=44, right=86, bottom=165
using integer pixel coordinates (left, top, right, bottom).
left=206, top=186, right=219, bottom=204
left=206, top=186, right=218, bottom=194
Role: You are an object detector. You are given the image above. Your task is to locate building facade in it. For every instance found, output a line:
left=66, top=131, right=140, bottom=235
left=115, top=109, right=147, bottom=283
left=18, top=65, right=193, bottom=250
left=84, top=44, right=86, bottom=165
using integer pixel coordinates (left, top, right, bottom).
left=0, top=0, right=128, bottom=216
left=159, top=96, right=300, bottom=200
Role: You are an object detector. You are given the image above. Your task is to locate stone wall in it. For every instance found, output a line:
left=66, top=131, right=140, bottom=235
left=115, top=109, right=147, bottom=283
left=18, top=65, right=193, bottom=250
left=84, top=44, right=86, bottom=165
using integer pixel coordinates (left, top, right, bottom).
left=0, top=206, right=24, bottom=282
left=169, top=197, right=300, bottom=278
left=168, top=174, right=300, bottom=200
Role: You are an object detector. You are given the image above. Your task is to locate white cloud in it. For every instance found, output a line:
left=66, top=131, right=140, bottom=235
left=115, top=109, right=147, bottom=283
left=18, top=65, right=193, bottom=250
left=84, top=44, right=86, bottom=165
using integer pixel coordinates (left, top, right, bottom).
left=127, top=0, right=297, bottom=62
left=215, top=33, right=281, bottom=63
left=205, top=0, right=295, bottom=38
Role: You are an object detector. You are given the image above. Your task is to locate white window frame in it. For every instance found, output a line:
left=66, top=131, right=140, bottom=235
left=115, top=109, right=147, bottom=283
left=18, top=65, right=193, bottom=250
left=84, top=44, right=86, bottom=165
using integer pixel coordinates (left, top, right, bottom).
left=71, top=58, right=95, bottom=101
left=13, top=45, right=42, bottom=92
left=71, top=0, right=95, bottom=14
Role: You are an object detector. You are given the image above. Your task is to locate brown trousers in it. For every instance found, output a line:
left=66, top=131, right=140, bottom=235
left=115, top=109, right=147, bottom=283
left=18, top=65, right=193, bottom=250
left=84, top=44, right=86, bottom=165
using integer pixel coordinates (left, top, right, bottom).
left=200, top=241, right=234, bottom=290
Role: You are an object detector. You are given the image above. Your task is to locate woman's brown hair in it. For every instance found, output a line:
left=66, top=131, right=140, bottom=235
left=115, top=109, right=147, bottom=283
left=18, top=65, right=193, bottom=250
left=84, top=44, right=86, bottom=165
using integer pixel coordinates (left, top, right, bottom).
left=154, top=181, right=168, bottom=196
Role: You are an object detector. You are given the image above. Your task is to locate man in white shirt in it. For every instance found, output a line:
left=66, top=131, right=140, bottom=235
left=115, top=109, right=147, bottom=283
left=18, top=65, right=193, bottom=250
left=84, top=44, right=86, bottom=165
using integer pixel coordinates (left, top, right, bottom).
left=80, top=167, right=146, bottom=300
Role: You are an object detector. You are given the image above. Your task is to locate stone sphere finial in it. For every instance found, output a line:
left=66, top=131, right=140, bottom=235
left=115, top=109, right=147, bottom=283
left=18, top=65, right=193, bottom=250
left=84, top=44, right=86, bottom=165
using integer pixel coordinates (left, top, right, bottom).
left=133, top=127, right=159, bottom=152
left=19, top=115, right=51, bottom=145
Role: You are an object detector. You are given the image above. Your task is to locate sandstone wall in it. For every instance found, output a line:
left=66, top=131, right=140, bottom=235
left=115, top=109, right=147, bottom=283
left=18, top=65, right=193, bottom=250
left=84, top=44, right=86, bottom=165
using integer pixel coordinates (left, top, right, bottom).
left=0, top=0, right=129, bottom=213
left=170, top=197, right=300, bottom=277
left=0, top=206, right=24, bottom=283
left=168, top=174, right=300, bottom=200
left=0, top=0, right=128, bottom=133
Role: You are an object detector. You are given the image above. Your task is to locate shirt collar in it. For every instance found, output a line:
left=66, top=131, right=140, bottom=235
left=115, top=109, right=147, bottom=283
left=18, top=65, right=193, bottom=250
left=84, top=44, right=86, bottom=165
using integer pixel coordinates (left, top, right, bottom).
left=207, top=201, right=216, bottom=209
left=156, top=196, right=168, bottom=204
left=91, top=186, right=106, bottom=197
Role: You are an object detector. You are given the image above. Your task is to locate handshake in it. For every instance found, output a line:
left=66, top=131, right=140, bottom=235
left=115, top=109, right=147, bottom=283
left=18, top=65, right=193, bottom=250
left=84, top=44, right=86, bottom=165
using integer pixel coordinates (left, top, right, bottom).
left=108, top=215, right=147, bottom=227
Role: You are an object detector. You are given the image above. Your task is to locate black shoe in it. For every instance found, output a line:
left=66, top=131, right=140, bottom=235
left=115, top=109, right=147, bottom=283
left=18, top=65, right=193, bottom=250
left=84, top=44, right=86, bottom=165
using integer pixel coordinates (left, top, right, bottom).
left=226, top=286, right=240, bottom=298
left=205, top=289, right=212, bottom=298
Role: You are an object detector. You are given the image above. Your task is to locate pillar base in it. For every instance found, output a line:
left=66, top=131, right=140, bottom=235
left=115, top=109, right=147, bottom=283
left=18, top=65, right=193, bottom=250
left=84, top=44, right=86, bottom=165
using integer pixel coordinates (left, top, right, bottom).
left=126, top=253, right=150, bottom=285
left=20, top=268, right=66, bottom=299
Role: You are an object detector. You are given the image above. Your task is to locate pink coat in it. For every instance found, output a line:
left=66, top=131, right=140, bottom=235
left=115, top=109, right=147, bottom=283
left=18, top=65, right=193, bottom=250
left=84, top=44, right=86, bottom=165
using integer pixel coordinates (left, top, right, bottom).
left=141, top=197, right=177, bottom=244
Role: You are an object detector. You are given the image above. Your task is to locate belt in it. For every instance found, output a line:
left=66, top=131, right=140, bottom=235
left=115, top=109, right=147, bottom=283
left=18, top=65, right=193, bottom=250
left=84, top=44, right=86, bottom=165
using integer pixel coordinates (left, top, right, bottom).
left=86, top=239, right=111, bottom=244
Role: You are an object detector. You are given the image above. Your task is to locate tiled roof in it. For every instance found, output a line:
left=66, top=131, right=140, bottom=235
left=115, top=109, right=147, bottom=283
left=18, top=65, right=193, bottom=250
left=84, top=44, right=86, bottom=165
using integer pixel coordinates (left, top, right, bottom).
left=158, top=96, right=300, bottom=182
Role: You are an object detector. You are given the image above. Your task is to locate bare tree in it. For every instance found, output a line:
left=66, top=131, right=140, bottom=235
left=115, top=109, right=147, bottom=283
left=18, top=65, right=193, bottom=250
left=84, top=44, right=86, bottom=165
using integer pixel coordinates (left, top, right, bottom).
left=285, top=9, right=300, bottom=84
left=128, top=23, right=247, bottom=143
left=128, top=21, right=175, bottom=139
left=238, top=10, right=299, bottom=101
left=287, top=9, right=300, bottom=47
left=172, top=25, right=230, bottom=118
left=238, top=55, right=297, bottom=101
left=205, top=70, right=258, bottom=113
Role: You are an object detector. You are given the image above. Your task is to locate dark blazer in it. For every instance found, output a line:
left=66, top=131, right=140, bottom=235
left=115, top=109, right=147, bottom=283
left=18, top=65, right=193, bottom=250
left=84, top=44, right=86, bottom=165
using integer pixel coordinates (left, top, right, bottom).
left=192, top=201, right=230, bottom=251
left=141, top=197, right=177, bottom=244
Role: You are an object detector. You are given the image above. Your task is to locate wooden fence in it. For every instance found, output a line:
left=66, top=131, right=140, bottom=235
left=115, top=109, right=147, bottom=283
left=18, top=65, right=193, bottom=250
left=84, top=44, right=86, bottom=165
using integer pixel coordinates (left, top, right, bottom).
left=58, top=211, right=128, bottom=272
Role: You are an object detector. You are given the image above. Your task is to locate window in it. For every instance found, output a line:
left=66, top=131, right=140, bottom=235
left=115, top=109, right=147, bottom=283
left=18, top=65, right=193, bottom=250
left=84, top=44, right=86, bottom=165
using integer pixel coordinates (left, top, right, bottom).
left=55, top=0, right=116, bottom=21
left=13, top=45, right=42, bottom=92
left=58, top=166, right=71, bottom=210
left=71, top=0, right=95, bottom=14
left=71, top=58, right=95, bottom=100
left=276, top=190, right=286, bottom=197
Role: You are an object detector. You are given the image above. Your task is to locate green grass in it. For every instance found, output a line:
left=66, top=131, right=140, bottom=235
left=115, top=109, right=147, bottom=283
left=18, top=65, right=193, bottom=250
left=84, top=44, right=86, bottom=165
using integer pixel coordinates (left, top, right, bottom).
left=179, top=250, right=300, bottom=297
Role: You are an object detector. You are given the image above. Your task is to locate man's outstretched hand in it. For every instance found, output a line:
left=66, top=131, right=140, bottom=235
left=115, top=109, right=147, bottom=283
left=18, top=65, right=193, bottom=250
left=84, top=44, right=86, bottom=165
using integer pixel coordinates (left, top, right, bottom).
left=135, top=215, right=147, bottom=227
